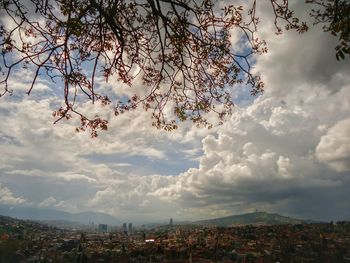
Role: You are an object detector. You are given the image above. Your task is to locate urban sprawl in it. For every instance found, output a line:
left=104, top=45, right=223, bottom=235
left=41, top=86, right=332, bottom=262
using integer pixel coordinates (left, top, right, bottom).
left=1, top=215, right=350, bottom=262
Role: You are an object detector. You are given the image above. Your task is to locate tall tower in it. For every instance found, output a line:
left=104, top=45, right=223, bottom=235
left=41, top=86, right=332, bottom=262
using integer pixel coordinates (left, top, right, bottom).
left=98, top=224, right=107, bottom=233
left=128, top=223, right=132, bottom=234
left=122, top=223, right=127, bottom=234
left=170, top=218, right=173, bottom=226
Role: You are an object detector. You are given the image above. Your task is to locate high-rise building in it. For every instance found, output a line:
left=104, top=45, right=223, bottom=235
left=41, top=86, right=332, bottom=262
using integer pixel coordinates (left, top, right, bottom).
left=170, top=218, right=173, bottom=226
left=122, top=223, right=127, bottom=234
left=128, top=223, right=132, bottom=234
left=98, top=224, right=108, bottom=233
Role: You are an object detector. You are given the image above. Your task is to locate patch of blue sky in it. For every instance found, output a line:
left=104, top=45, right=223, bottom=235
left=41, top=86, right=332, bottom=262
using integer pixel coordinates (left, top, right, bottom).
left=0, top=66, right=62, bottom=103
left=228, top=33, right=262, bottom=107
left=0, top=104, right=14, bottom=116
left=81, top=146, right=200, bottom=176
left=231, top=83, right=262, bottom=107
left=1, top=174, right=101, bottom=203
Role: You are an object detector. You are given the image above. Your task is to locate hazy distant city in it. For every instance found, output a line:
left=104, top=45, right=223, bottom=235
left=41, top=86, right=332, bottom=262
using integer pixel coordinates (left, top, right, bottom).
left=1, top=213, right=350, bottom=262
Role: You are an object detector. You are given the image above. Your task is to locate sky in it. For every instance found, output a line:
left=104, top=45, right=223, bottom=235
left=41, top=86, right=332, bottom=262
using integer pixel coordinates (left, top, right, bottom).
left=0, top=1, right=350, bottom=223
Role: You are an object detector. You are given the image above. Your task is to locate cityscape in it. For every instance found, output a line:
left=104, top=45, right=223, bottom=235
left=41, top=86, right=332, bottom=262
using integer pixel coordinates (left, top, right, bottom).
left=1, top=214, right=350, bottom=262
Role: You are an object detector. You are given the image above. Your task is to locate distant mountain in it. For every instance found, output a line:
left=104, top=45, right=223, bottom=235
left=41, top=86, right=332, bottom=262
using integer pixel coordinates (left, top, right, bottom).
left=192, top=212, right=304, bottom=227
left=39, top=219, right=88, bottom=230
left=0, top=205, right=308, bottom=228
left=0, top=205, right=120, bottom=226
left=70, top=211, right=120, bottom=226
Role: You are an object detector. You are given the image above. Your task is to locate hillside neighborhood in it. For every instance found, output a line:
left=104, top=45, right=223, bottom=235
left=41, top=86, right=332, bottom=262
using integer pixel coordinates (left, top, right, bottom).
left=1, top=214, right=350, bottom=262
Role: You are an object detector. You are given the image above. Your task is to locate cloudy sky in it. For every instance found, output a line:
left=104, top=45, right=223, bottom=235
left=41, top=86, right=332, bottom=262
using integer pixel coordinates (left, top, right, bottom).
left=0, top=1, right=349, bottom=223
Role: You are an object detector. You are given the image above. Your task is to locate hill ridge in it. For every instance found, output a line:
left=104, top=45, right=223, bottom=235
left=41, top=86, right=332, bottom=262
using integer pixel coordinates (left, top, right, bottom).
left=192, top=211, right=304, bottom=227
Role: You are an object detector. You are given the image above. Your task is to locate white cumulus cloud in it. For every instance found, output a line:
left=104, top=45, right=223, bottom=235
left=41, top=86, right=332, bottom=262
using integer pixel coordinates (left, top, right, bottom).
left=0, top=183, right=26, bottom=205
left=316, top=118, right=350, bottom=172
